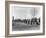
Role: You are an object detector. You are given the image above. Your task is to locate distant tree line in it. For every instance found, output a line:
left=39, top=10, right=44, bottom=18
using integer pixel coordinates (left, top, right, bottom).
left=12, top=17, right=40, bottom=25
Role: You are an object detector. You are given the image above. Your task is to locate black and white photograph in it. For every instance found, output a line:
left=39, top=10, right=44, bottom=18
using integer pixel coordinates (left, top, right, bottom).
left=9, top=4, right=43, bottom=34
left=5, top=1, right=45, bottom=37
left=12, top=6, right=41, bottom=31
left=9, top=3, right=43, bottom=34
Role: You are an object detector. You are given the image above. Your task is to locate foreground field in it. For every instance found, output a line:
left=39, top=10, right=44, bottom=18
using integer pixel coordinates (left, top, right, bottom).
left=12, top=22, right=40, bottom=31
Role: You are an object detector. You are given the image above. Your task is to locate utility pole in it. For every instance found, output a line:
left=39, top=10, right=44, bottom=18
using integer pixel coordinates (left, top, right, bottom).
left=33, top=8, right=35, bottom=18
left=12, top=16, right=14, bottom=21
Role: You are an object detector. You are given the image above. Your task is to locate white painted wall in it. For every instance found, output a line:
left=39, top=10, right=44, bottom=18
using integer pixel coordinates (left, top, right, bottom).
left=0, top=0, right=46, bottom=38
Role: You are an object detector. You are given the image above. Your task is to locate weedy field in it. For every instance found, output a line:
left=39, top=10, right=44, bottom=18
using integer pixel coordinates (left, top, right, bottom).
left=12, top=22, right=40, bottom=31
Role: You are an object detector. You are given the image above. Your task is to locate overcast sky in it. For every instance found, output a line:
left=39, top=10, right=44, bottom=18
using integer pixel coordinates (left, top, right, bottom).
left=12, top=6, right=41, bottom=20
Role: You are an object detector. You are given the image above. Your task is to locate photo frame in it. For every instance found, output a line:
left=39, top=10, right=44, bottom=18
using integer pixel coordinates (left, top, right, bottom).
left=5, top=1, right=45, bottom=37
